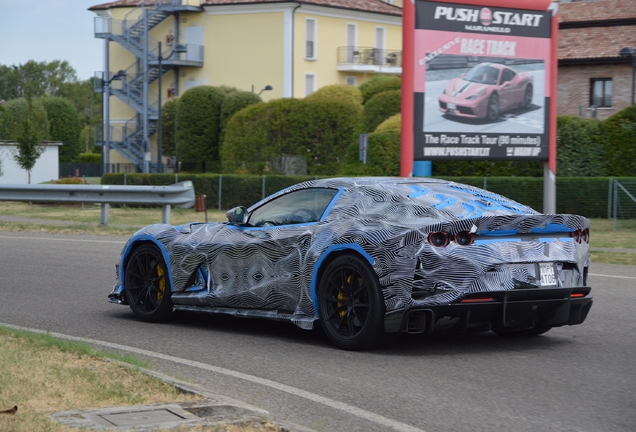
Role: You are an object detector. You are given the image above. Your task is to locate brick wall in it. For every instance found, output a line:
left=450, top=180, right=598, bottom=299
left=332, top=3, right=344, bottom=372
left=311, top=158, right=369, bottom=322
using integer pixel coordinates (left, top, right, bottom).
left=558, top=63, right=634, bottom=120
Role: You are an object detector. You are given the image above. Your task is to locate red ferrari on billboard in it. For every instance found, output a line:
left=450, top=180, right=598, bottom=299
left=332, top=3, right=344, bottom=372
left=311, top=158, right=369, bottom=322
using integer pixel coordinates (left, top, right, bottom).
left=438, top=62, right=533, bottom=122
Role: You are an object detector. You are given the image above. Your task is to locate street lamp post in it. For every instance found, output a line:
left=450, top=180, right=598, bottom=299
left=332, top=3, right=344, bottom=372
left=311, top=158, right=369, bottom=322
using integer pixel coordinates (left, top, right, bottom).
left=157, top=42, right=186, bottom=174
left=619, top=47, right=636, bottom=105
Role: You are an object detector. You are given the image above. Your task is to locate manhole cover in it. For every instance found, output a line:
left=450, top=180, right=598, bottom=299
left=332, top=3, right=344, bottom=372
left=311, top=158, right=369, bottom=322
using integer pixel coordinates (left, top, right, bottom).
left=99, top=408, right=193, bottom=427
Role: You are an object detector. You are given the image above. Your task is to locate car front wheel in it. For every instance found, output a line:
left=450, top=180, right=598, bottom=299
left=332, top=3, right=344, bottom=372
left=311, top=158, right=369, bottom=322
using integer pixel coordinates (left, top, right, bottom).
left=124, top=244, right=173, bottom=322
left=487, top=93, right=499, bottom=121
left=317, top=254, right=389, bottom=350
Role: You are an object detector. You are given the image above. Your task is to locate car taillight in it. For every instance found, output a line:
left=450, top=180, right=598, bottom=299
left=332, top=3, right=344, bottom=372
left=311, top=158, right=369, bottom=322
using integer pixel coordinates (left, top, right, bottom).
left=453, top=231, right=473, bottom=246
left=570, top=229, right=590, bottom=244
left=581, top=228, right=590, bottom=243
left=428, top=231, right=449, bottom=247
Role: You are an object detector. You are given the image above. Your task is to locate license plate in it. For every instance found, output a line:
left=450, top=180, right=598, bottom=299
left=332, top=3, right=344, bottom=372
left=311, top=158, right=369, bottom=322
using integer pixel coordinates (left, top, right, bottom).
left=447, top=103, right=457, bottom=110
left=539, top=263, right=556, bottom=286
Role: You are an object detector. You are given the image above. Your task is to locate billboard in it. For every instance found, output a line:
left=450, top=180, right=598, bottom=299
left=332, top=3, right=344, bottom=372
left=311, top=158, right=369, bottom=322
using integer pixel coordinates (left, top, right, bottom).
left=413, top=1, right=553, bottom=160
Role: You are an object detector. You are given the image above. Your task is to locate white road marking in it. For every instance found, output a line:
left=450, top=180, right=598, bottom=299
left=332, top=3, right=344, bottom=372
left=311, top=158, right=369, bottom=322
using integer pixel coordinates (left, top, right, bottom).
left=0, top=235, right=125, bottom=244
left=589, top=273, right=636, bottom=280
left=0, top=323, right=425, bottom=432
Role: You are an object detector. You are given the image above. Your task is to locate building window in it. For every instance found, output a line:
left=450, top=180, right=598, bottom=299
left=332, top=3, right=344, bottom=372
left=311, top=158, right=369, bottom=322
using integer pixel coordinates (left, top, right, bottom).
left=305, top=18, right=317, bottom=60
left=345, top=76, right=357, bottom=87
left=374, top=27, right=386, bottom=65
left=305, top=73, right=316, bottom=96
left=346, top=23, right=357, bottom=63
left=590, top=78, right=612, bottom=107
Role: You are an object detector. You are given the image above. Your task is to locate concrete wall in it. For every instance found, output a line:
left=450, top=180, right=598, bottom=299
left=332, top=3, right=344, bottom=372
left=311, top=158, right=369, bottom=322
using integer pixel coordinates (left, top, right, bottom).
left=0, top=141, right=61, bottom=184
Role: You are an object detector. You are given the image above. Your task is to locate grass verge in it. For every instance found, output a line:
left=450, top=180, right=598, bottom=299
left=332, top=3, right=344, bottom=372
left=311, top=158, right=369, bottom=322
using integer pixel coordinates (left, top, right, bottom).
left=0, top=327, right=280, bottom=431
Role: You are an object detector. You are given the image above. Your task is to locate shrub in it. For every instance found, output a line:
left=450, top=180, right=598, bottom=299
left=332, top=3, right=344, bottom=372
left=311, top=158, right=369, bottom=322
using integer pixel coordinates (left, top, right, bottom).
left=161, top=97, right=179, bottom=157
left=375, top=113, right=401, bottom=134
left=0, top=97, right=49, bottom=141
left=41, top=96, right=82, bottom=163
left=306, top=84, right=363, bottom=108
left=219, top=90, right=262, bottom=142
left=598, top=104, right=636, bottom=176
left=362, top=89, right=401, bottom=133
left=340, top=129, right=400, bottom=176
left=358, top=76, right=401, bottom=104
left=222, top=97, right=360, bottom=176
left=175, top=86, right=229, bottom=171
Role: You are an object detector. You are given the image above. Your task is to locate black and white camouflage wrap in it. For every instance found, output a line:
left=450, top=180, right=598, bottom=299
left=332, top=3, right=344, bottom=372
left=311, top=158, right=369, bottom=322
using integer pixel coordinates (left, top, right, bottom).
left=112, top=178, right=591, bottom=330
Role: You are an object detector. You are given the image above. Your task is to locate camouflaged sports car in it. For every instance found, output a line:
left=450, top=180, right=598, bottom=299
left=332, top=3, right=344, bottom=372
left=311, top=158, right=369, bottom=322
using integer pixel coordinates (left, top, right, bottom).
left=109, top=178, right=592, bottom=350
left=439, top=63, right=534, bottom=121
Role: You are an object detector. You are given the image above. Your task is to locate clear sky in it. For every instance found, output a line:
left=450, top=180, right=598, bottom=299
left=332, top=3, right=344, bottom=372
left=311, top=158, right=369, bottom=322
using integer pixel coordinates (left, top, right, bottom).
left=0, top=0, right=104, bottom=81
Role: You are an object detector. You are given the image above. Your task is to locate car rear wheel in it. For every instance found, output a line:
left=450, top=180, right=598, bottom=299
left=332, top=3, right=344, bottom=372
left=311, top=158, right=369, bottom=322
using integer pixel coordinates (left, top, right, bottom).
left=487, top=93, right=499, bottom=121
left=524, top=85, right=533, bottom=108
left=318, top=255, right=389, bottom=350
left=493, top=326, right=551, bottom=337
left=124, top=244, right=173, bottom=322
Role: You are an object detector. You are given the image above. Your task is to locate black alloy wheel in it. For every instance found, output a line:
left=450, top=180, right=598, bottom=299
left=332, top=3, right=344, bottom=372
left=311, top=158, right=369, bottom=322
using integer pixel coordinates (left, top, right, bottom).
left=318, top=254, right=390, bottom=350
left=124, top=244, right=173, bottom=322
left=487, top=93, right=499, bottom=121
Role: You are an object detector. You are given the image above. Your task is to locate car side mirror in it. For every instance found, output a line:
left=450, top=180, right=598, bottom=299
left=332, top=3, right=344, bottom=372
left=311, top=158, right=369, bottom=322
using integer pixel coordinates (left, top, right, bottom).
left=227, top=206, right=248, bottom=224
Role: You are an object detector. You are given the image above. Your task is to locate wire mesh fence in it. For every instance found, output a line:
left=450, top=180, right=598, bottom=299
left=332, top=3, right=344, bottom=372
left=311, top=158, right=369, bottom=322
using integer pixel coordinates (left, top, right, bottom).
left=609, top=179, right=636, bottom=230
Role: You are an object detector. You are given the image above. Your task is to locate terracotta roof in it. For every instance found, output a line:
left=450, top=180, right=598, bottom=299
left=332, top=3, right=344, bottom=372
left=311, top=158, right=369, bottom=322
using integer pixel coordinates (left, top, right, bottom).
left=559, top=25, right=636, bottom=60
left=90, top=0, right=402, bottom=15
left=559, top=0, right=636, bottom=24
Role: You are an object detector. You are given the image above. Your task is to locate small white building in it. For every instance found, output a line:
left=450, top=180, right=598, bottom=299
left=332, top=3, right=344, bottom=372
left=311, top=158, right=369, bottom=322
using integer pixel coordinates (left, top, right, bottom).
left=0, top=141, right=61, bottom=184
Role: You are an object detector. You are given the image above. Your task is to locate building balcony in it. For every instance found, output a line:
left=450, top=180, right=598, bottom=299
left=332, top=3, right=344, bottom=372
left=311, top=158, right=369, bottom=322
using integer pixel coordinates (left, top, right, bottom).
left=337, top=46, right=402, bottom=74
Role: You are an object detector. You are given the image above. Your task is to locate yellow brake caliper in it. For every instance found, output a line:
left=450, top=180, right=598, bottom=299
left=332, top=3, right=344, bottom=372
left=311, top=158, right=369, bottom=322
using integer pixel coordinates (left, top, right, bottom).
left=338, top=275, right=353, bottom=318
left=156, top=263, right=165, bottom=302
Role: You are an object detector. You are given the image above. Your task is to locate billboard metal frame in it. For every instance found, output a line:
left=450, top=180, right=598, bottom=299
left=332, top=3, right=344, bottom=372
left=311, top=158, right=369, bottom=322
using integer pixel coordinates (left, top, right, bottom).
left=401, top=0, right=558, bottom=213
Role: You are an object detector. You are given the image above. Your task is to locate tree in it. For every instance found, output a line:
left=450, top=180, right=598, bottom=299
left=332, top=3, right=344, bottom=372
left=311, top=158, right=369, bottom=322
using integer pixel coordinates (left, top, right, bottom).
left=15, top=60, right=78, bottom=98
left=41, top=96, right=83, bottom=163
left=13, top=96, right=49, bottom=183
left=597, top=104, right=636, bottom=176
left=361, top=89, right=401, bottom=133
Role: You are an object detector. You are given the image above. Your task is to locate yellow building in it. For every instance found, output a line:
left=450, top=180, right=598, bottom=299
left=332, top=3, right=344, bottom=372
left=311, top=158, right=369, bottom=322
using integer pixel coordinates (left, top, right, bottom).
left=90, top=0, right=402, bottom=171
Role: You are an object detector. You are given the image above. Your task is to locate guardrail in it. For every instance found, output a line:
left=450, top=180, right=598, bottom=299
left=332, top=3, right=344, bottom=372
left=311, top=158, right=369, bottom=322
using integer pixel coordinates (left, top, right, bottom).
left=0, top=181, right=195, bottom=225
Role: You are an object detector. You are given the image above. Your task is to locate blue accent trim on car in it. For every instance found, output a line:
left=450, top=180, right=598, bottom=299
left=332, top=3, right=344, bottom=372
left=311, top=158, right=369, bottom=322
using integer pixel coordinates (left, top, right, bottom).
left=529, top=223, right=575, bottom=234
left=310, top=244, right=375, bottom=317
left=407, top=185, right=430, bottom=199
left=479, top=229, right=520, bottom=236
left=433, top=193, right=456, bottom=209
left=120, top=234, right=174, bottom=293
left=320, top=188, right=344, bottom=221
left=474, top=238, right=522, bottom=245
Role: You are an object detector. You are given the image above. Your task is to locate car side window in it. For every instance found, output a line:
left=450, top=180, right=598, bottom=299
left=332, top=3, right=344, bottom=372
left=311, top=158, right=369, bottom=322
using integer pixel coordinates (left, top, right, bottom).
left=248, top=188, right=338, bottom=227
left=501, top=69, right=515, bottom=84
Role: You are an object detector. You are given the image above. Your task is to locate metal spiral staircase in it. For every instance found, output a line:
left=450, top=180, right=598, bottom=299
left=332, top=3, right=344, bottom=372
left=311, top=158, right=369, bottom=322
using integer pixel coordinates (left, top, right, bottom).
left=94, top=0, right=203, bottom=172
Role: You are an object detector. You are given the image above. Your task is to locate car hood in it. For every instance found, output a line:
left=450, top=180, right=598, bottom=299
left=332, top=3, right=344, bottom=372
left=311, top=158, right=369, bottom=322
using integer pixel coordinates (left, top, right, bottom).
left=444, top=79, right=489, bottom=99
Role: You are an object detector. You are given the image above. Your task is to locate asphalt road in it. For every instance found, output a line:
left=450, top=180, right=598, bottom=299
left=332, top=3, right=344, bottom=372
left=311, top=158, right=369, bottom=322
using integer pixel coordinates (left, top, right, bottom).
left=1, top=231, right=634, bottom=432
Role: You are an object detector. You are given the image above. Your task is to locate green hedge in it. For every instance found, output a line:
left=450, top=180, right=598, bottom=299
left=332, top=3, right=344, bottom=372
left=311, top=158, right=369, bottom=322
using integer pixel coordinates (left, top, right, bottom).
left=102, top=173, right=634, bottom=218
left=221, top=97, right=361, bottom=175
left=361, top=89, right=401, bottom=133
left=598, top=104, right=636, bottom=176
left=358, top=76, right=401, bottom=104
left=41, top=96, right=82, bottom=163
